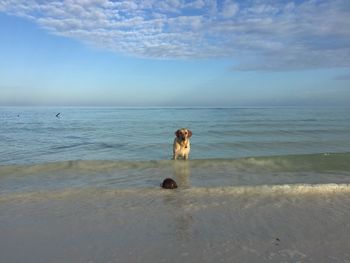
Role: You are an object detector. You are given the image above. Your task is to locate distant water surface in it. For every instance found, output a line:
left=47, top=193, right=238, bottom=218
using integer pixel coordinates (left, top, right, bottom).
left=1, top=107, right=349, bottom=164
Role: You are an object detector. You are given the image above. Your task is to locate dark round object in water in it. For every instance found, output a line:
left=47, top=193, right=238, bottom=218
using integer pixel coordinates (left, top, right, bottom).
left=161, top=178, right=178, bottom=189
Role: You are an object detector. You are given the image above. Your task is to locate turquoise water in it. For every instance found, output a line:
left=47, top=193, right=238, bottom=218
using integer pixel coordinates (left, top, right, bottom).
left=1, top=106, right=350, bottom=191
left=1, top=107, right=350, bottom=164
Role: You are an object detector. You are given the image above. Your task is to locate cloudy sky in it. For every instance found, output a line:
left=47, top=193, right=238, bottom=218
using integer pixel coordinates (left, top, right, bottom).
left=1, top=0, right=350, bottom=106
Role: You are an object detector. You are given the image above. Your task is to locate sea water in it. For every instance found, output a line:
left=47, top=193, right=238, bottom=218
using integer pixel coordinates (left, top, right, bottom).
left=1, top=106, right=350, bottom=164
left=1, top=107, right=350, bottom=263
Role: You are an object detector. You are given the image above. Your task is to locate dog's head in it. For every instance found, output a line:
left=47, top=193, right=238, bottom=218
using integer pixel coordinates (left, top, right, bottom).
left=175, top=128, right=192, bottom=141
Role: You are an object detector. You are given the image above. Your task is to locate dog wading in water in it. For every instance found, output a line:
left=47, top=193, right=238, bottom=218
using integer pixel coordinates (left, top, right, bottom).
left=172, top=128, right=192, bottom=160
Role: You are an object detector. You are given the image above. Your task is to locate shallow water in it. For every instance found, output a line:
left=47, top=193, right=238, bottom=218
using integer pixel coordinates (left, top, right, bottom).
left=1, top=107, right=350, bottom=164
left=1, top=153, right=350, bottom=193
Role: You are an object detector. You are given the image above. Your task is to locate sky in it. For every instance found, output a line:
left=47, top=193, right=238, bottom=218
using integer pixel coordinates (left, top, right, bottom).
left=0, top=0, right=350, bottom=107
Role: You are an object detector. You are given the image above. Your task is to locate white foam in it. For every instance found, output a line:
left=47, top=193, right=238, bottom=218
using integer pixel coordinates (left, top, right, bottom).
left=185, top=183, right=350, bottom=196
left=1, top=183, right=350, bottom=204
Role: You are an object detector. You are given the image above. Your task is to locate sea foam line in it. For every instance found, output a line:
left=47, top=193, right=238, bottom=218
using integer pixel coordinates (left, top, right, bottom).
left=185, top=183, right=350, bottom=196
left=1, top=184, right=350, bottom=203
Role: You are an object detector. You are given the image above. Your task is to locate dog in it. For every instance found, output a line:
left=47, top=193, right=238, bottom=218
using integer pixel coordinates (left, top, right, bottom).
left=172, top=128, right=192, bottom=160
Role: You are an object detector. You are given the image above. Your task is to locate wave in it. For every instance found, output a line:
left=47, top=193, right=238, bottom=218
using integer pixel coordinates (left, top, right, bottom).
left=1, top=184, right=350, bottom=204
left=0, top=152, right=348, bottom=175
left=191, top=152, right=350, bottom=172
left=1, top=152, right=349, bottom=196
left=187, top=183, right=350, bottom=196
left=1, top=152, right=349, bottom=175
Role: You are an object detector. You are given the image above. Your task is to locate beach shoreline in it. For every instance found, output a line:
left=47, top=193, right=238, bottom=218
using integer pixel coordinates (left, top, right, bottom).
left=1, top=107, right=350, bottom=262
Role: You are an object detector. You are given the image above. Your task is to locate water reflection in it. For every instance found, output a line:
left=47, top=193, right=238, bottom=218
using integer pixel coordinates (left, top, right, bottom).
left=172, top=161, right=191, bottom=188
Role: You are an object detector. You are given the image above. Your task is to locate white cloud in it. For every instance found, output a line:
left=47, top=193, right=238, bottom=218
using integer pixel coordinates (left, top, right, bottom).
left=185, top=0, right=206, bottom=9
left=221, top=0, right=239, bottom=18
left=1, top=0, right=350, bottom=70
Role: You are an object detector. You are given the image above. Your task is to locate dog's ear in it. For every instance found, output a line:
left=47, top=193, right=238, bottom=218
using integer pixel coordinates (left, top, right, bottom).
left=175, top=130, right=181, bottom=137
left=187, top=130, right=193, bottom=138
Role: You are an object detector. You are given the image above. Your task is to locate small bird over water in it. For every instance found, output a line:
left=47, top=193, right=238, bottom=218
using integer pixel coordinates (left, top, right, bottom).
left=56, top=113, right=61, bottom=118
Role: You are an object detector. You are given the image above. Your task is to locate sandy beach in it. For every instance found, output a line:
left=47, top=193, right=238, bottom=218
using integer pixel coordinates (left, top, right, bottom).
left=1, top=185, right=350, bottom=263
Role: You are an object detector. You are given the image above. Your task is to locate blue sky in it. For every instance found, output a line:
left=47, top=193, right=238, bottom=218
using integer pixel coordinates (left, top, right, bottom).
left=0, top=0, right=350, bottom=106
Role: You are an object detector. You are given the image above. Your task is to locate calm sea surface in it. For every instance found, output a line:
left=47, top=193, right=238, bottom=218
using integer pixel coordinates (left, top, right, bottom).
left=1, top=107, right=350, bottom=164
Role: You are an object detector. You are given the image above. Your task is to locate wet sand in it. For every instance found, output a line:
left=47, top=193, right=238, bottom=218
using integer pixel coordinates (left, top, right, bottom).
left=1, top=186, right=350, bottom=263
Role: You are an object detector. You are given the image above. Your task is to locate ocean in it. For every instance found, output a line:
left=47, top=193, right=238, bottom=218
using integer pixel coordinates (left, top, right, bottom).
left=1, top=107, right=350, bottom=263
left=1, top=107, right=350, bottom=165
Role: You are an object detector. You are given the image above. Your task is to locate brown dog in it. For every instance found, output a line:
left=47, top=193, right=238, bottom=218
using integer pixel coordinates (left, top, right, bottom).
left=172, top=128, right=192, bottom=160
